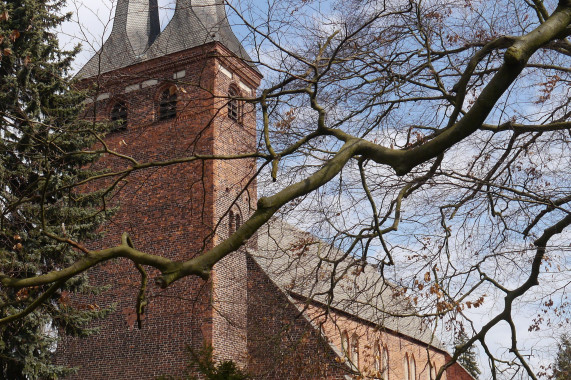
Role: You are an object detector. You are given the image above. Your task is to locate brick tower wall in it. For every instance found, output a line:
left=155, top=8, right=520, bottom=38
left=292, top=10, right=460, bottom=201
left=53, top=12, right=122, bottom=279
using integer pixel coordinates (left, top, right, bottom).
left=56, top=43, right=260, bottom=379
left=210, top=51, right=260, bottom=367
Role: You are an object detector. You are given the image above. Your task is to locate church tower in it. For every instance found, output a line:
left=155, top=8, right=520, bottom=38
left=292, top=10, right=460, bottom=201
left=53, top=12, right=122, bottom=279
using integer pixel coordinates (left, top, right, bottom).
left=57, top=1, right=262, bottom=378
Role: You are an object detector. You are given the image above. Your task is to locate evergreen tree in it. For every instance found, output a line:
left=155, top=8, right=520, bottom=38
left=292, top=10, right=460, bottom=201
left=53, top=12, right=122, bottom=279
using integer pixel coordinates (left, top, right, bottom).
left=552, top=334, right=571, bottom=380
left=158, top=346, right=251, bottom=380
left=0, top=0, right=111, bottom=378
left=454, top=330, right=482, bottom=379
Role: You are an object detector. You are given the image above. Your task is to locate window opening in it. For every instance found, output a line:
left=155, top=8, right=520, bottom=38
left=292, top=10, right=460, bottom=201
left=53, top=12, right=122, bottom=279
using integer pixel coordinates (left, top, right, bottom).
left=341, top=331, right=350, bottom=358
left=110, top=101, right=127, bottom=130
left=229, top=210, right=235, bottom=234
left=351, top=334, right=359, bottom=369
left=159, top=86, right=177, bottom=120
left=427, top=361, right=437, bottom=380
left=382, top=346, right=389, bottom=380
left=374, top=343, right=381, bottom=378
left=227, top=85, right=241, bottom=122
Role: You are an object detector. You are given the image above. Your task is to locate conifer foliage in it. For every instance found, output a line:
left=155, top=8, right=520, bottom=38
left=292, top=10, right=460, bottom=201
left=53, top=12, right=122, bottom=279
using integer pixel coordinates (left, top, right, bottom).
left=158, top=346, right=251, bottom=380
left=0, top=0, right=110, bottom=378
left=454, top=330, right=481, bottom=379
left=552, top=335, right=571, bottom=380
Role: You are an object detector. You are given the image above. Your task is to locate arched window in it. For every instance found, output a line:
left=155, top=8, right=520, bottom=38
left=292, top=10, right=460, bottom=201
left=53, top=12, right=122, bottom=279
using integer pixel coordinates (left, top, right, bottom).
left=159, top=86, right=177, bottom=120
left=403, top=353, right=416, bottom=380
left=428, top=362, right=436, bottom=380
left=341, top=331, right=350, bottom=358
left=110, top=101, right=127, bottom=130
left=374, top=343, right=381, bottom=375
left=227, top=85, right=241, bottom=123
left=229, top=210, right=235, bottom=234
left=382, top=346, right=389, bottom=380
left=318, top=322, right=325, bottom=336
left=351, top=333, right=359, bottom=369
left=228, top=210, right=241, bottom=235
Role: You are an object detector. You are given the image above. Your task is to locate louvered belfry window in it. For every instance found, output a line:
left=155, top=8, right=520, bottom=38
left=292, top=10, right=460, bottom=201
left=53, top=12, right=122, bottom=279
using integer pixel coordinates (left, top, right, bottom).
left=110, top=101, right=128, bottom=130
left=159, top=86, right=177, bottom=121
left=227, top=85, right=241, bottom=122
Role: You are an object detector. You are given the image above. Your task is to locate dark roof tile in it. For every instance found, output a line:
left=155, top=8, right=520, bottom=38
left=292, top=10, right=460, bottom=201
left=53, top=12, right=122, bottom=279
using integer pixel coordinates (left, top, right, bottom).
left=78, top=0, right=258, bottom=78
left=252, top=219, right=447, bottom=351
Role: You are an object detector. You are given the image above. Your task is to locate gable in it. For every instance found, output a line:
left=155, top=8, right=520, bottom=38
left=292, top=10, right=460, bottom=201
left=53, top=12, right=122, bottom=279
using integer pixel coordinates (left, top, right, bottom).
left=251, top=219, right=448, bottom=352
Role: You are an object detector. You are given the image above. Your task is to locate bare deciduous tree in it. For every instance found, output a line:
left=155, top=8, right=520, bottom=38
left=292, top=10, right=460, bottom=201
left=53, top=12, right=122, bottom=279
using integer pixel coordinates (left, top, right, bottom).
left=1, top=0, right=570, bottom=378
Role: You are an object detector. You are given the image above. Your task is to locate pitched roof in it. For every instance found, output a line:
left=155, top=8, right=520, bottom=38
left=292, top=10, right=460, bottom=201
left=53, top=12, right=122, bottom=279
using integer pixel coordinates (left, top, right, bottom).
left=252, top=219, right=447, bottom=351
left=78, top=0, right=258, bottom=78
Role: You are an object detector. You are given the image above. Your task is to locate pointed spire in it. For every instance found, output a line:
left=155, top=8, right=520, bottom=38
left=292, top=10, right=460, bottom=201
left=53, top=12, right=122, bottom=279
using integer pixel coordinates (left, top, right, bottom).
left=78, top=0, right=160, bottom=77
left=189, top=0, right=224, bottom=37
left=124, top=0, right=160, bottom=54
left=78, top=0, right=257, bottom=78
left=148, top=0, right=160, bottom=46
left=148, top=0, right=255, bottom=66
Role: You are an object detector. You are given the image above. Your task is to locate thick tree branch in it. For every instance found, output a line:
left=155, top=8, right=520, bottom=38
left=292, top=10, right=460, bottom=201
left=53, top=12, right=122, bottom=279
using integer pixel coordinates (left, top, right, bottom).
left=0, top=280, right=66, bottom=326
left=481, top=121, right=571, bottom=132
left=0, top=233, right=177, bottom=289
left=358, top=4, right=571, bottom=175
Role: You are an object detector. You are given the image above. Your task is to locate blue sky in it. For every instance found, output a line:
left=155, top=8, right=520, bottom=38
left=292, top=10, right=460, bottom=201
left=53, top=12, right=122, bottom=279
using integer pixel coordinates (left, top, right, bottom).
left=56, top=1, right=569, bottom=378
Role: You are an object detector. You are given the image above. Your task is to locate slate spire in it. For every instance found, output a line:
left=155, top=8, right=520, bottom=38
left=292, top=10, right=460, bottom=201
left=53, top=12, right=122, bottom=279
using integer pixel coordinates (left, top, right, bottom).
left=115, top=0, right=160, bottom=55
left=78, top=0, right=256, bottom=78
left=77, top=0, right=160, bottom=77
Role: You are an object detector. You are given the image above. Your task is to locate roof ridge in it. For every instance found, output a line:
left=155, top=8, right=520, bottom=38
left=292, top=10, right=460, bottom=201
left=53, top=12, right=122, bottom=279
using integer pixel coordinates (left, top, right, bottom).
left=252, top=218, right=448, bottom=351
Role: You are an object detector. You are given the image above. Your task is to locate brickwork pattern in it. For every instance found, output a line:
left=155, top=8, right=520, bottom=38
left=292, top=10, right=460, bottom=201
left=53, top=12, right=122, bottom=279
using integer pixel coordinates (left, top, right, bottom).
left=302, top=301, right=447, bottom=380
left=246, top=255, right=352, bottom=379
left=445, top=355, right=477, bottom=380
left=298, top=300, right=475, bottom=380
left=56, top=38, right=474, bottom=380
left=56, top=43, right=260, bottom=379
left=211, top=53, right=260, bottom=367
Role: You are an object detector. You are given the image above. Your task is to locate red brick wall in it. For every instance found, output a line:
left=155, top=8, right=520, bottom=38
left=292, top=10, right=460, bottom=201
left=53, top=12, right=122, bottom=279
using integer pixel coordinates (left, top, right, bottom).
left=55, top=39, right=473, bottom=380
left=300, top=300, right=449, bottom=380
left=444, top=355, right=477, bottom=380
left=246, top=254, right=352, bottom=379
left=210, top=54, right=260, bottom=367
left=56, top=43, right=261, bottom=379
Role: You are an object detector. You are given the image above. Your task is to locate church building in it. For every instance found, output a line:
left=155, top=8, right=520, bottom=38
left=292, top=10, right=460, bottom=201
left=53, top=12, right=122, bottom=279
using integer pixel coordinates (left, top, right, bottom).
left=56, top=1, right=475, bottom=379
